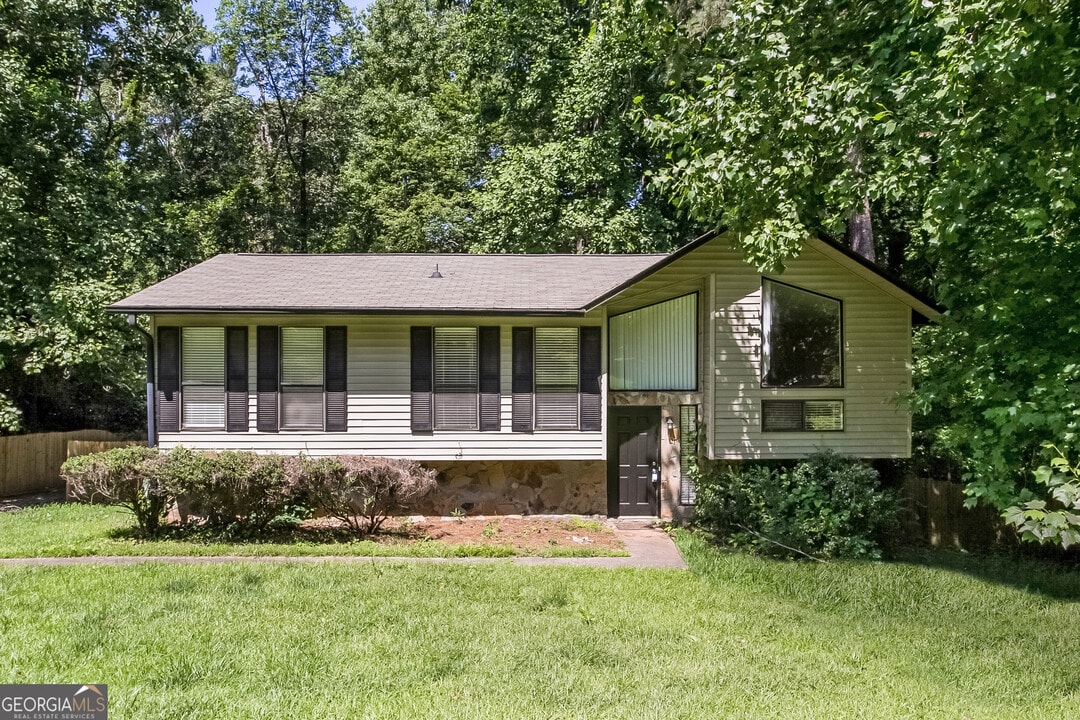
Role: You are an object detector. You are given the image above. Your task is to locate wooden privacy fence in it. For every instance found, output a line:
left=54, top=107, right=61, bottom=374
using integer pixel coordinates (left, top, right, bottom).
left=0, top=430, right=144, bottom=497
left=899, top=475, right=1014, bottom=550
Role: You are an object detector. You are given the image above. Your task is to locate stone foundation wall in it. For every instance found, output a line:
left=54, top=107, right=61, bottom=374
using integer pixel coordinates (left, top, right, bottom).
left=416, top=460, right=607, bottom=516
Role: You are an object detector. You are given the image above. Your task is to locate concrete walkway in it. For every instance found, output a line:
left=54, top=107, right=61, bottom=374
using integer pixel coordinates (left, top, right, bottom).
left=0, top=524, right=688, bottom=570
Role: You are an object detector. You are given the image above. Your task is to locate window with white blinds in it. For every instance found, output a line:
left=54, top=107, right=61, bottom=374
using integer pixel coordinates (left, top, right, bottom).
left=609, top=294, right=697, bottom=390
left=761, top=399, right=844, bottom=432
left=534, top=327, right=579, bottom=429
left=280, top=327, right=324, bottom=430
left=434, top=327, right=479, bottom=430
left=679, top=404, right=699, bottom=505
left=181, top=327, right=226, bottom=429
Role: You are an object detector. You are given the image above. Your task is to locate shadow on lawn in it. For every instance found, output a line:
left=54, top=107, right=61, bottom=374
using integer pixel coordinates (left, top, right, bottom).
left=106, top=521, right=422, bottom=547
left=892, top=545, right=1080, bottom=602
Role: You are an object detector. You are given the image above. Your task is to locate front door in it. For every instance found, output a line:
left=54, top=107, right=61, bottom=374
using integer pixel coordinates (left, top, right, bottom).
left=608, top=407, right=660, bottom=517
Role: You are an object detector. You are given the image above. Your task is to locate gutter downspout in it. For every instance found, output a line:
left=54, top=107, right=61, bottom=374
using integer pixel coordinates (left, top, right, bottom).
left=127, top=314, right=156, bottom=448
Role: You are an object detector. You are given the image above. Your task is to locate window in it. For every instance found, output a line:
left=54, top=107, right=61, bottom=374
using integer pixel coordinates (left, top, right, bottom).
left=762, top=400, right=844, bottom=432
left=761, top=279, right=842, bottom=388
left=181, top=327, right=225, bottom=429
left=678, top=404, right=699, bottom=505
left=609, top=294, right=697, bottom=390
left=534, top=328, right=579, bottom=429
left=434, top=327, right=478, bottom=430
left=280, top=327, right=324, bottom=430
left=410, top=326, right=499, bottom=433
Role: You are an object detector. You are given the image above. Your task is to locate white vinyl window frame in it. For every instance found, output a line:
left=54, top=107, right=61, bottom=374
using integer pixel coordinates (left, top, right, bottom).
left=433, top=327, right=479, bottom=431
left=534, top=327, right=580, bottom=430
left=280, top=327, right=325, bottom=431
left=180, top=327, right=226, bottom=431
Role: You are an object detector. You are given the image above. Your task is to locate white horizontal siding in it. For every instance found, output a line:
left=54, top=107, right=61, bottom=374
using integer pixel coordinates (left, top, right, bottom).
left=155, top=314, right=604, bottom=461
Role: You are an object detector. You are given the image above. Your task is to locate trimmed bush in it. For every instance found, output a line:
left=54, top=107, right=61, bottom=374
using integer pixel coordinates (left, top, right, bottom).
left=694, top=451, right=899, bottom=559
left=164, top=448, right=296, bottom=529
left=63, top=447, right=436, bottom=538
left=297, top=455, right=437, bottom=535
left=61, top=446, right=170, bottom=536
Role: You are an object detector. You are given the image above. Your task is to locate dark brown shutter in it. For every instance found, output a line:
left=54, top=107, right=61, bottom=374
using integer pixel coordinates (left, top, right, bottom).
left=478, top=326, right=501, bottom=431
left=579, top=326, right=602, bottom=431
left=410, top=327, right=433, bottom=432
left=325, top=326, right=347, bottom=432
left=157, top=327, right=180, bottom=433
left=512, top=327, right=534, bottom=432
left=256, top=326, right=279, bottom=433
left=226, top=326, right=248, bottom=432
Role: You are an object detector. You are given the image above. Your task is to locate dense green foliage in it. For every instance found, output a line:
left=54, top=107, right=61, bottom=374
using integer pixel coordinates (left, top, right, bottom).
left=1005, top=444, right=1080, bottom=548
left=6, top=0, right=1080, bottom=545
left=694, top=452, right=899, bottom=559
left=0, top=0, right=696, bottom=435
left=644, top=0, right=1080, bottom=542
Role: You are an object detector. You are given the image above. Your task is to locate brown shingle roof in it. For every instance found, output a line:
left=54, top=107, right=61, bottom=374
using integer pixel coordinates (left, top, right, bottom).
left=108, top=253, right=667, bottom=315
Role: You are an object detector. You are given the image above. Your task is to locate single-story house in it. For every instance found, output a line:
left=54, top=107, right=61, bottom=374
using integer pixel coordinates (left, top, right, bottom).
left=108, top=232, right=939, bottom=519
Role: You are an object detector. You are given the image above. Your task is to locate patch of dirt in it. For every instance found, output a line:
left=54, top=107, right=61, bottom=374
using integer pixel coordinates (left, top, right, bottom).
left=305, top=516, right=624, bottom=553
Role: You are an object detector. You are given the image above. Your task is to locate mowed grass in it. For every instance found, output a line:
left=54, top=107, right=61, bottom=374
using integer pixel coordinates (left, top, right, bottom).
left=1, top=530, right=1079, bottom=718
left=0, top=503, right=624, bottom=558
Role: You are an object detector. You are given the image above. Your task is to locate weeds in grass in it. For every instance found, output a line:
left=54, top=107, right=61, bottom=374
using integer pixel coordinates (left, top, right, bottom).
left=563, top=517, right=606, bottom=533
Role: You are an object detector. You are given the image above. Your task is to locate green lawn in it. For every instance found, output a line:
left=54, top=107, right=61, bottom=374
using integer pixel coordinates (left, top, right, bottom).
left=1, top=529, right=1078, bottom=718
left=0, top=503, right=623, bottom=558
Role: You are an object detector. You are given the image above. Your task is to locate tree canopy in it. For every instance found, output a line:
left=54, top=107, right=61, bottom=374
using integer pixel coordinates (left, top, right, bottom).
left=2, top=0, right=1078, bottom=544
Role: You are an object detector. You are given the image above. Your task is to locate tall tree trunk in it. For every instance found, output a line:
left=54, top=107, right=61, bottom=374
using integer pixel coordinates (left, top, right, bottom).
left=846, top=141, right=876, bottom=263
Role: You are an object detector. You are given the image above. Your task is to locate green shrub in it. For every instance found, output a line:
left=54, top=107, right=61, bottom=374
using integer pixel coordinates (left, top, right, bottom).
left=61, top=446, right=169, bottom=536
left=297, top=455, right=437, bottom=535
left=694, top=451, right=898, bottom=559
left=165, top=448, right=297, bottom=530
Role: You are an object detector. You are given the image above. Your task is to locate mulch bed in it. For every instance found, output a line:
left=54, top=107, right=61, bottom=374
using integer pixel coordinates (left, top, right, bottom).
left=307, top=516, right=625, bottom=553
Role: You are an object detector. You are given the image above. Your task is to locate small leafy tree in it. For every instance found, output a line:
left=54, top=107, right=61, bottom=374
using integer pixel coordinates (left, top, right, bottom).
left=1004, top=444, right=1080, bottom=548
left=61, top=447, right=170, bottom=536
left=297, top=455, right=436, bottom=535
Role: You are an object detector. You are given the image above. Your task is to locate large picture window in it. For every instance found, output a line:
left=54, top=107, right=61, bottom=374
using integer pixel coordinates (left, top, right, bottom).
left=181, top=327, right=225, bottom=429
left=761, top=279, right=842, bottom=388
left=434, top=327, right=479, bottom=430
left=534, top=328, right=579, bottom=429
left=280, top=327, right=324, bottom=430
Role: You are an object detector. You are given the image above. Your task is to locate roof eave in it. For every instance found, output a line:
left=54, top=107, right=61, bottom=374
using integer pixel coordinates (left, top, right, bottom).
left=107, top=304, right=592, bottom=317
left=582, top=228, right=721, bottom=311
left=805, top=236, right=943, bottom=321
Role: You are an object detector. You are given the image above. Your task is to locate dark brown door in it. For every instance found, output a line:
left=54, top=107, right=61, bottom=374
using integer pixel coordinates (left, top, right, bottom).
left=607, top=407, right=660, bottom=517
